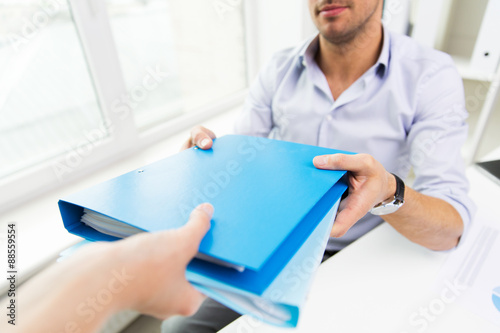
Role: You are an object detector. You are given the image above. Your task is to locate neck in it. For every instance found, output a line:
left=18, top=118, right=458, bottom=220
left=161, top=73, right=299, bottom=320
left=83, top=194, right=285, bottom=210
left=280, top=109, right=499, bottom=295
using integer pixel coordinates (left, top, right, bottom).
left=315, top=21, right=384, bottom=83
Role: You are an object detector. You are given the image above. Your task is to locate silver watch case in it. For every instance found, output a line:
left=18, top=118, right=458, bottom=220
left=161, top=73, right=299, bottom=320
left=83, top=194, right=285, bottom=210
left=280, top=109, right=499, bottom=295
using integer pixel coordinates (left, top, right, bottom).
left=369, top=198, right=404, bottom=216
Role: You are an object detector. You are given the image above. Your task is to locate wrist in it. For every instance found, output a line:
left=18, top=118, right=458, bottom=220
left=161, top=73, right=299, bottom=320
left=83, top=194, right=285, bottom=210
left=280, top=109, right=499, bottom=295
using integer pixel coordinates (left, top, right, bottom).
left=101, top=244, right=138, bottom=312
left=370, top=172, right=405, bottom=216
left=74, top=243, right=135, bottom=314
left=384, top=172, right=397, bottom=202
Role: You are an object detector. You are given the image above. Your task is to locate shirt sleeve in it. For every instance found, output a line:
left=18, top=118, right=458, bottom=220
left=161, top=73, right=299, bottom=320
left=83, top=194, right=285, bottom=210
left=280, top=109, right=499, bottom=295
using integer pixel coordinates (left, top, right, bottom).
left=408, top=58, right=476, bottom=246
left=233, top=56, right=278, bottom=137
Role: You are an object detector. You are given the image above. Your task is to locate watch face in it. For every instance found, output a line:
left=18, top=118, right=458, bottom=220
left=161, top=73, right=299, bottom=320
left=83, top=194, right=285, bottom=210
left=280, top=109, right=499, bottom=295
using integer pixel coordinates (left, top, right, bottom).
left=370, top=202, right=403, bottom=216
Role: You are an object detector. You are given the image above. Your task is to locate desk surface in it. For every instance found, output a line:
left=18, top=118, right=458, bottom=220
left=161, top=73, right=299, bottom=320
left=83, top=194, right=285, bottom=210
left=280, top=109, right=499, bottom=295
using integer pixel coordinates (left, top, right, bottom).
left=221, top=167, right=500, bottom=333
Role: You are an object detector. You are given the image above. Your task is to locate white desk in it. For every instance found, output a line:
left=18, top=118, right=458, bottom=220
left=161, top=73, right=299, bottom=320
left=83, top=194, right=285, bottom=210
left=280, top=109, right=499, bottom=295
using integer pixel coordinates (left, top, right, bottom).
left=221, top=167, right=500, bottom=333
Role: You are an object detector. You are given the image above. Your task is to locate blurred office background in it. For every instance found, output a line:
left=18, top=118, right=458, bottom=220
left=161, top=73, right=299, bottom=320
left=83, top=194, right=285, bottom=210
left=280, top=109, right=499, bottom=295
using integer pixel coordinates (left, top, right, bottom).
left=0, top=0, right=499, bottom=331
left=1, top=0, right=499, bottom=211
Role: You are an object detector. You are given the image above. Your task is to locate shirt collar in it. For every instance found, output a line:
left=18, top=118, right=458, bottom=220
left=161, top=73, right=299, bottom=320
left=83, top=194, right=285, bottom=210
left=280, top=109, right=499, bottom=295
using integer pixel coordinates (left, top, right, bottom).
left=298, top=25, right=390, bottom=78
left=377, top=25, right=390, bottom=77
left=298, top=34, right=319, bottom=69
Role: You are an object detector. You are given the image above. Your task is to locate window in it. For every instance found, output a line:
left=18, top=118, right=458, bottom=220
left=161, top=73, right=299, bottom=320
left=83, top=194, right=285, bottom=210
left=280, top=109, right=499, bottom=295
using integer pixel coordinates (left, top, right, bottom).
left=106, top=0, right=247, bottom=129
left=0, top=0, right=105, bottom=180
left=0, top=0, right=249, bottom=211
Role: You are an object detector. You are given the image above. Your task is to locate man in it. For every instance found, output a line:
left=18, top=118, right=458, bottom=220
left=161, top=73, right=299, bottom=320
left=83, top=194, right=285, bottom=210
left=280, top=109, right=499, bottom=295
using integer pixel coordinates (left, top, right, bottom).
left=0, top=204, right=213, bottom=333
left=163, top=0, right=474, bottom=331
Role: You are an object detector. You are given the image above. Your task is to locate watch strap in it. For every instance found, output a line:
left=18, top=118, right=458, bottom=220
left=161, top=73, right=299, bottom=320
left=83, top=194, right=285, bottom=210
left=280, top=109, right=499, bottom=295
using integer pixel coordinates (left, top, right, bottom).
left=392, top=173, right=405, bottom=204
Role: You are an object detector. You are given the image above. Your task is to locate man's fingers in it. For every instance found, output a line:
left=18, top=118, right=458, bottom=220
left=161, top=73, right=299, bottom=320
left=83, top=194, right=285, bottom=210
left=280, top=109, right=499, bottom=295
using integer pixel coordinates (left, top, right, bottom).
left=330, top=193, right=372, bottom=237
left=313, top=153, right=376, bottom=173
left=178, top=203, right=213, bottom=257
left=180, top=126, right=216, bottom=151
left=180, top=137, right=193, bottom=151
left=190, top=126, right=216, bottom=150
left=314, top=153, right=390, bottom=237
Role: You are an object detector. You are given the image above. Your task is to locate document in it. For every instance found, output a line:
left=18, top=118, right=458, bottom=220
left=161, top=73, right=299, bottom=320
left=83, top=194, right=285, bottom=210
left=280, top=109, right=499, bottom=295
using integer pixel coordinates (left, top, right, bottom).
left=58, top=135, right=351, bottom=327
left=434, top=208, right=500, bottom=327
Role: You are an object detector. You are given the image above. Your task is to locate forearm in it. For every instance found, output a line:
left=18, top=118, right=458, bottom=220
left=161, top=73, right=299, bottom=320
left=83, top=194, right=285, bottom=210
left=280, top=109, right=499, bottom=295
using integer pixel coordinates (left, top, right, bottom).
left=313, top=153, right=466, bottom=251
left=382, top=186, right=463, bottom=251
left=2, top=244, right=130, bottom=333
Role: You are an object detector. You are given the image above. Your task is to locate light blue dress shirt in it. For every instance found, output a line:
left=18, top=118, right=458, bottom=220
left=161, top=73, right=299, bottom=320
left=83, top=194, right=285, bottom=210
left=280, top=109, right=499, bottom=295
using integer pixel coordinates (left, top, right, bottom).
left=234, top=27, right=475, bottom=251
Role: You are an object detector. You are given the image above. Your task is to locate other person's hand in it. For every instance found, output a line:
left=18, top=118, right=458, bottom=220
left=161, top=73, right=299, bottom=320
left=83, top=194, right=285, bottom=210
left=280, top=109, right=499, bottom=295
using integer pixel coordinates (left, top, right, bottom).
left=8, top=204, right=213, bottom=333
left=313, top=154, right=396, bottom=237
left=110, top=203, right=214, bottom=319
left=180, top=126, right=216, bottom=151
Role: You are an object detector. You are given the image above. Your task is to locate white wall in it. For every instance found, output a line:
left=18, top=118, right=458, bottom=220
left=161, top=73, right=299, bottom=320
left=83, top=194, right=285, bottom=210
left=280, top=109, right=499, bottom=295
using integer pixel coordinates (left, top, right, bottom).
left=247, top=0, right=316, bottom=80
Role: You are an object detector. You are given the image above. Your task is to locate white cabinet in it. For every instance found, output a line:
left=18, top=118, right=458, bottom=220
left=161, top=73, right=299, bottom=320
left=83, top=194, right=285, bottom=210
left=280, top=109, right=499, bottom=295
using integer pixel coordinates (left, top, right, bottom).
left=412, top=0, right=500, bottom=163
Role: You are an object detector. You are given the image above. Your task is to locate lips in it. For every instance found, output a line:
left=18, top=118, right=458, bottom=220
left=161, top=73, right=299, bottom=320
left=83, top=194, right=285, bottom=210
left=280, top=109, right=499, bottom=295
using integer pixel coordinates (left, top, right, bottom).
left=319, top=4, right=348, bottom=18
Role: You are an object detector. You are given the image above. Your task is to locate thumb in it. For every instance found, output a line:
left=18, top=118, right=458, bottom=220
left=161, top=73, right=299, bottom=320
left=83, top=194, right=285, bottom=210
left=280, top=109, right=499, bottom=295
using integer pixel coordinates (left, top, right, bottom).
left=178, top=203, right=213, bottom=257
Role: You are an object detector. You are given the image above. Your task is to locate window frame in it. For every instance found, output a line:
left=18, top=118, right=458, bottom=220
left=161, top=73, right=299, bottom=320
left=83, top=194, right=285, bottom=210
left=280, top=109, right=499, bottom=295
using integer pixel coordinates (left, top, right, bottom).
left=0, top=0, right=256, bottom=213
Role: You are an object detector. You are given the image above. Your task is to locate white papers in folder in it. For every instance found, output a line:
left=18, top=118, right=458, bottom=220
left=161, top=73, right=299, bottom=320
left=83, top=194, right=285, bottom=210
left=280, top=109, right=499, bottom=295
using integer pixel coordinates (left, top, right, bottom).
left=80, top=209, right=245, bottom=272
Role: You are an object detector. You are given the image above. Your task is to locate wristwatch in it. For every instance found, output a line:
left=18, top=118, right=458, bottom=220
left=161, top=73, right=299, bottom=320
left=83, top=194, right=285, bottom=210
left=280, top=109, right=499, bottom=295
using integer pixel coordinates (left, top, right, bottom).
left=369, top=173, right=405, bottom=216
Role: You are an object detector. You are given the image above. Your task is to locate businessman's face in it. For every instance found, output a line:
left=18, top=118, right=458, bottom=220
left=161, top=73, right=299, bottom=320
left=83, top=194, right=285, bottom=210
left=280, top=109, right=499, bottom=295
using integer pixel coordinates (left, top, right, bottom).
left=308, top=0, right=383, bottom=45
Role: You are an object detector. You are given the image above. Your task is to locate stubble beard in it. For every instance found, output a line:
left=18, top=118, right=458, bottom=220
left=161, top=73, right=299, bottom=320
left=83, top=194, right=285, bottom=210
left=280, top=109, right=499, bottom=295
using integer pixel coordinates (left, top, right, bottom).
left=319, top=5, right=379, bottom=52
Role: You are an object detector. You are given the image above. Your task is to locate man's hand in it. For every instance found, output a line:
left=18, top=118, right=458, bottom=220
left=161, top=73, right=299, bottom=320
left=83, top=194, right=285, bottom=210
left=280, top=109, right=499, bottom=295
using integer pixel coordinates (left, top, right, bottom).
left=313, top=153, right=396, bottom=238
left=180, top=126, right=217, bottom=151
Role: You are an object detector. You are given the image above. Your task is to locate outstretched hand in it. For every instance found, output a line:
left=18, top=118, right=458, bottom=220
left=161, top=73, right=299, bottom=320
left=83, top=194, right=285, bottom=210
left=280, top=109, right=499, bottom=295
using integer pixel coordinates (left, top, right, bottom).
left=313, top=154, right=396, bottom=237
left=114, top=203, right=214, bottom=319
left=9, top=204, right=214, bottom=333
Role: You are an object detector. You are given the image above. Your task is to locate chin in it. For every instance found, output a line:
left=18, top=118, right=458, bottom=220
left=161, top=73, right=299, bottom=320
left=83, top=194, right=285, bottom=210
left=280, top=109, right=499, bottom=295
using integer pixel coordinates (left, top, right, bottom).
left=320, top=28, right=350, bottom=42
left=318, top=19, right=359, bottom=43
left=318, top=18, right=347, bottom=32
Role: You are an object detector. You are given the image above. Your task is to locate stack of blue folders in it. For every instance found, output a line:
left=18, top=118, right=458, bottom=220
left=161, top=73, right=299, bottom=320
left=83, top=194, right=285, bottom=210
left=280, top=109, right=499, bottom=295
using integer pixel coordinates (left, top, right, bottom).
left=58, top=135, right=350, bottom=327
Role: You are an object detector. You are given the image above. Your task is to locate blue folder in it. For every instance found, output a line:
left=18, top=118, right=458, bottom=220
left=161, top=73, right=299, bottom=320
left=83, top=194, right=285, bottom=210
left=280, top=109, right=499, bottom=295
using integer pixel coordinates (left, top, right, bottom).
left=58, top=135, right=350, bottom=326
